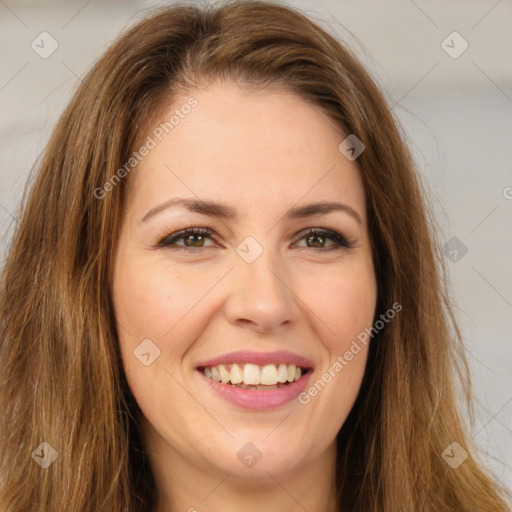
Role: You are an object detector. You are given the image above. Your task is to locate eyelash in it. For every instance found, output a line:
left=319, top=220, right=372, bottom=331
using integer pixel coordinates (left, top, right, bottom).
left=154, top=227, right=352, bottom=253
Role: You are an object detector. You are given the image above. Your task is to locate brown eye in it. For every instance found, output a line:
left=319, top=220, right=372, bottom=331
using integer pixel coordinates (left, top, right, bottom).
left=305, top=232, right=330, bottom=248
left=294, top=228, right=351, bottom=251
left=157, top=228, right=216, bottom=249
left=156, top=227, right=351, bottom=252
left=182, top=233, right=206, bottom=247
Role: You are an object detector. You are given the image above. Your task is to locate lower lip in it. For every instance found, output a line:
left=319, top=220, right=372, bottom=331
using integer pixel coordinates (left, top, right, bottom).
left=198, top=370, right=312, bottom=410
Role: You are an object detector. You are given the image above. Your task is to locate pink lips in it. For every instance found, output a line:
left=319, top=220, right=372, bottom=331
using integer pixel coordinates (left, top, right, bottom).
left=196, top=350, right=314, bottom=369
left=196, top=350, right=314, bottom=411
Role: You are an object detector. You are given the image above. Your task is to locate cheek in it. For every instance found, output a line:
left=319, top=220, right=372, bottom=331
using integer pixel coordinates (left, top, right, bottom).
left=304, top=261, right=377, bottom=353
left=293, top=265, right=376, bottom=437
left=112, top=260, right=206, bottom=417
left=114, top=251, right=191, bottom=331
left=112, top=254, right=222, bottom=368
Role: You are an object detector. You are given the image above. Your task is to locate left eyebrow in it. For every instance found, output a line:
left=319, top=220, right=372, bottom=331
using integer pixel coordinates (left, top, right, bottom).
left=141, top=198, right=362, bottom=225
left=286, top=201, right=362, bottom=224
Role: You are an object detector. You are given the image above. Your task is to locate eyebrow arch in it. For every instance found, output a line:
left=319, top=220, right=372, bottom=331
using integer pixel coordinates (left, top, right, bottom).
left=141, top=198, right=362, bottom=225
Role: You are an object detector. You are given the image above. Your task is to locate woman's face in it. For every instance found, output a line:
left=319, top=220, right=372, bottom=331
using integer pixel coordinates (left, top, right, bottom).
left=111, top=83, right=377, bottom=483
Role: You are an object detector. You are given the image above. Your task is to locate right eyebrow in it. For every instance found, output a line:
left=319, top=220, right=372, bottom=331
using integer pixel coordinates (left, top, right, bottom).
left=141, top=198, right=235, bottom=223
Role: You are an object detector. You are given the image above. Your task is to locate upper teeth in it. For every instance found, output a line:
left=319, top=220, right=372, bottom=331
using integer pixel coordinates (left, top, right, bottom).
left=203, top=363, right=303, bottom=385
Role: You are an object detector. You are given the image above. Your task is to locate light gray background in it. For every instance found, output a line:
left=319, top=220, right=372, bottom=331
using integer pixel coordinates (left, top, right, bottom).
left=1, top=0, right=511, bottom=494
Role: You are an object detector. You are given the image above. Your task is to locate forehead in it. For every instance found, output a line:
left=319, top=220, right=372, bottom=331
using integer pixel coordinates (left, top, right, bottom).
left=126, top=83, right=366, bottom=221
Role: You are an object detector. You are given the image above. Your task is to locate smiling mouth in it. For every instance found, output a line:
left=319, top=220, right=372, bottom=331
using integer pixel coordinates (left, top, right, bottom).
left=197, top=362, right=310, bottom=390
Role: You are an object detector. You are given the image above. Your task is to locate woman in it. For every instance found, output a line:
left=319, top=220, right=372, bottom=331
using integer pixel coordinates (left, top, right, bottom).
left=0, top=1, right=510, bottom=511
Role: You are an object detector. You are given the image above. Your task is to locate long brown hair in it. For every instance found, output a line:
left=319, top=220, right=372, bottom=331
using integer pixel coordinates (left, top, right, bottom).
left=1, top=1, right=510, bottom=511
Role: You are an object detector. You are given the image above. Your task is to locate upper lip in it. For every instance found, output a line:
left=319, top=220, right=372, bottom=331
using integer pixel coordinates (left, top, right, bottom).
left=196, top=350, right=314, bottom=369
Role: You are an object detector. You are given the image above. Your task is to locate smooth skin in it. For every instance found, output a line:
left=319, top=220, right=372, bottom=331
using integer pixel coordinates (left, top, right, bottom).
left=111, top=82, right=377, bottom=512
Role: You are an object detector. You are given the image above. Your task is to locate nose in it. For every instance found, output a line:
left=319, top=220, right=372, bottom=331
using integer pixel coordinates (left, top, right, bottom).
left=223, top=247, right=300, bottom=335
